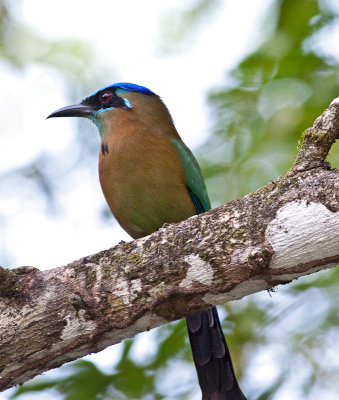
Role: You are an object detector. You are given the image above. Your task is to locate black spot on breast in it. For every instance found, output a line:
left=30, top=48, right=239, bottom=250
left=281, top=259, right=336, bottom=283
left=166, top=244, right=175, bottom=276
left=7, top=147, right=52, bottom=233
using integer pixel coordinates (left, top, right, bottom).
left=101, top=143, right=109, bottom=155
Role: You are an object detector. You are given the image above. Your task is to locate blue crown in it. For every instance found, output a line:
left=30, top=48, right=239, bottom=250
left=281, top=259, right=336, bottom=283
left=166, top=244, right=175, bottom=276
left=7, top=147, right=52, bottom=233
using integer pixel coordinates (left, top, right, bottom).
left=89, top=82, right=155, bottom=100
left=112, top=82, right=155, bottom=95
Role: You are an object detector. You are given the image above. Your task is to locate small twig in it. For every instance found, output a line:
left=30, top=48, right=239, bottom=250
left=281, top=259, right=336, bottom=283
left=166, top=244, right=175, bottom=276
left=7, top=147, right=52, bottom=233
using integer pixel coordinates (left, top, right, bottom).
left=293, top=97, right=339, bottom=172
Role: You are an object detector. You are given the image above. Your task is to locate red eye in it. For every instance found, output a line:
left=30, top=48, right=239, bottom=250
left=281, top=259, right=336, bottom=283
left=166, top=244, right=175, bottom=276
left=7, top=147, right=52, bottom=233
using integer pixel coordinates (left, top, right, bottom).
left=100, top=91, right=113, bottom=103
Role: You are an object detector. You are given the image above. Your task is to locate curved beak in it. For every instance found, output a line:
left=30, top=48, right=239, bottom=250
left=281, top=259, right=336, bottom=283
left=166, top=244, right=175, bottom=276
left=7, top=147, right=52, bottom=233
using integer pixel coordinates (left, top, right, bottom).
left=47, top=104, right=94, bottom=119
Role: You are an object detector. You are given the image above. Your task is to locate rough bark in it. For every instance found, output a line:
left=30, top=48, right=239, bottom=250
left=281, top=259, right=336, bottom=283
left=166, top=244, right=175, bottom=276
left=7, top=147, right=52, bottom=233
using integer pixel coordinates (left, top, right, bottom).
left=0, top=99, right=338, bottom=391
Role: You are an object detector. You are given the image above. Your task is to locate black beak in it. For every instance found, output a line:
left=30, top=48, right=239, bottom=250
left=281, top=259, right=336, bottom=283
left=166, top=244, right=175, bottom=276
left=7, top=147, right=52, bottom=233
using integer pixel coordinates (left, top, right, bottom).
left=47, top=104, right=94, bottom=119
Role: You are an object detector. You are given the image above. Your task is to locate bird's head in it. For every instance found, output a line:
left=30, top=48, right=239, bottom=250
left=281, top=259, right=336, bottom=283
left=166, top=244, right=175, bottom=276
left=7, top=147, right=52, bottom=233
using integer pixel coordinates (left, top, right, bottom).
left=47, top=82, right=170, bottom=137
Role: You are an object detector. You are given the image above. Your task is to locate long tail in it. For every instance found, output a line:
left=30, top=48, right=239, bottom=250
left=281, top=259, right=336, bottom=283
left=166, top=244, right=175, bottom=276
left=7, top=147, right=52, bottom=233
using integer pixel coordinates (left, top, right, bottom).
left=186, top=307, right=247, bottom=400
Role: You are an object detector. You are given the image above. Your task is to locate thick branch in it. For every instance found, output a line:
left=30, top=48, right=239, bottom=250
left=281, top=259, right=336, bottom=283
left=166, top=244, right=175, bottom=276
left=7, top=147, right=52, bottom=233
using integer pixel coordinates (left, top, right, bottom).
left=0, top=100, right=338, bottom=391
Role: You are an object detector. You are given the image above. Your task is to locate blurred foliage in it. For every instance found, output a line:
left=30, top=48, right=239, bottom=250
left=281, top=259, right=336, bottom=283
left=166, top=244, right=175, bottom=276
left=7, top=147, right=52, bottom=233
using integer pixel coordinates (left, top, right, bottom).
left=4, top=0, right=339, bottom=399
left=0, top=0, right=99, bottom=89
left=159, top=0, right=221, bottom=54
left=0, top=0, right=111, bottom=264
left=199, top=0, right=339, bottom=202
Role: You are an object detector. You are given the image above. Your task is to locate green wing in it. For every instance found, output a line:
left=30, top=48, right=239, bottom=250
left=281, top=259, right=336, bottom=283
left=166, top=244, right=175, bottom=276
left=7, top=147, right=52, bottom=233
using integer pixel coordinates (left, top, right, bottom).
left=171, top=138, right=211, bottom=214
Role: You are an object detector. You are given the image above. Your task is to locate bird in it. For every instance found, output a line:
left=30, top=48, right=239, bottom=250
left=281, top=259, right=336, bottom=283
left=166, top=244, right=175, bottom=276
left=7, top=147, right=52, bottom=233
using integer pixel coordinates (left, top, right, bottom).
left=48, top=82, right=247, bottom=400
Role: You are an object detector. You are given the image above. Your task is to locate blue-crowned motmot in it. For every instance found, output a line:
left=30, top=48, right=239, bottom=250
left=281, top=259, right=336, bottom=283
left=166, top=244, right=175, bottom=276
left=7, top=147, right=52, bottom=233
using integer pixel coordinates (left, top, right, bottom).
left=48, top=83, right=246, bottom=400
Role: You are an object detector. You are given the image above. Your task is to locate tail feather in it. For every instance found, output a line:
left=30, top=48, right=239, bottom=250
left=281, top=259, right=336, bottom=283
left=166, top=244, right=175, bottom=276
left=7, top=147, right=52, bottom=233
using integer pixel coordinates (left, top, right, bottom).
left=186, top=307, right=247, bottom=400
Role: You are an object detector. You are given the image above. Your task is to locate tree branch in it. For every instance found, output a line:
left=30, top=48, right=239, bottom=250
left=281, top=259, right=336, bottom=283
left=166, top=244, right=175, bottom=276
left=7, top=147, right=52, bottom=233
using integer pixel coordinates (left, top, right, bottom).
left=1, top=100, right=338, bottom=391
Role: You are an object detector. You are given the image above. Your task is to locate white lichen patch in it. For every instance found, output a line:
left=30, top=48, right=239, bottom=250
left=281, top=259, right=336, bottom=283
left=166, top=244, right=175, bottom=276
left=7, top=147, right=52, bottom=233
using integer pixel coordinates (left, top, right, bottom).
left=179, top=254, right=214, bottom=288
left=147, top=282, right=166, bottom=301
left=61, top=310, right=97, bottom=341
left=135, top=235, right=148, bottom=248
left=130, top=278, right=142, bottom=300
left=92, top=264, right=102, bottom=303
left=203, top=278, right=268, bottom=305
left=330, top=97, right=339, bottom=105
left=266, top=200, right=339, bottom=269
left=112, top=277, right=131, bottom=305
left=109, top=275, right=142, bottom=305
left=55, top=265, right=76, bottom=282
left=230, top=246, right=263, bottom=265
left=314, top=103, right=337, bottom=130
left=219, top=212, right=231, bottom=223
